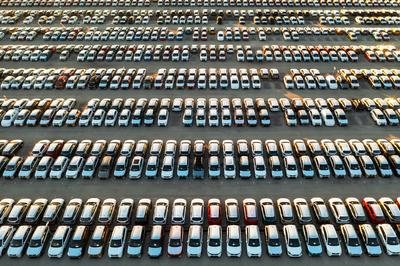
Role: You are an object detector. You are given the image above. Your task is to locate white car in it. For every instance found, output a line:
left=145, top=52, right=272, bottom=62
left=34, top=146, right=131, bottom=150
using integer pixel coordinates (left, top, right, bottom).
left=253, top=156, right=266, bottom=178
left=1, top=109, right=18, bottom=127
left=52, top=109, right=68, bottom=127
left=321, top=109, right=335, bottom=126
left=0, top=226, right=15, bottom=255
left=104, top=109, right=118, bottom=127
left=377, top=224, right=400, bottom=256
left=48, top=226, right=71, bottom=258
left=265, top=225, right=282, bottom=256
left=370, top=109, right=387, bottom=126
left=226, top=225, right=241, bottom=257
left=245, top=225, right=262, bottom=257
left=7, top=225, right=32, bottom=258
left=283, top=225, right=302, bottom=257
left=161, top=155, right=174, bottom=179
left=91, top=109, right=105, bottom=126
left=157, top=109, right=169, bottom=127
left=129, top=156, right=144, bottom=179
left=108, top=226, right=127, bottom=258
left=187, top=225, right=203, bottom=257
left=126, top=226, right=145, bottom=257
left=340, top=224, right=362, bottom=257
left=207, top=225, right=222, bottom=257
left=223, top=156, right=236, bottom=178
left=359, top=224, right=382, bottom=256
left=321, top=224, right=342, bottom=256
left=167, top=225, right=184, bottom=257
left=65, top=156, right=85, bottom=179
left=49, top=156, right=69, bottom=179
left=284, top=156, right=298, bottom=178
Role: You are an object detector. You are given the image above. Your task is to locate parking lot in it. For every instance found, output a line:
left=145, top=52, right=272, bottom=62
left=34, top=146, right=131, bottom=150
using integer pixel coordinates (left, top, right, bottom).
left=0, top=0, right=400, bottom=265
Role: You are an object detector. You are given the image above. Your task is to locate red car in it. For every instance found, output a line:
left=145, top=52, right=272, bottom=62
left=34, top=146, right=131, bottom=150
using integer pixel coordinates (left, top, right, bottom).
left=362, top=197, right=385, bottom=224
left=243, top=198, right=258, bottom=225
left=207, top=199, right=222, bottom=225
left=396, top=197, right=400, bottom=209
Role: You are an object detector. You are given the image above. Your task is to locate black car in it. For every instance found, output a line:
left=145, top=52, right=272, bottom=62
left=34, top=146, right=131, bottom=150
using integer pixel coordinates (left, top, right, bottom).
left=97, top=156, right=114, bottom=179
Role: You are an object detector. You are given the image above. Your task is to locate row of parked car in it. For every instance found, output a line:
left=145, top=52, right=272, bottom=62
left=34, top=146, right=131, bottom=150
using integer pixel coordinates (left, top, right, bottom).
left=1, top=196, right=400, bottom=258
left=2, top=25, right=398, bottom=43
left=1, top=137, right=400, bottom=179
left=2, top=196, right=400, bottom=227
left=0, top=0, right=152, bottom=7
left=0, top=0, right=398, bottom=7
left=4, top=43, right=396, bottom=64
left=284, top=68, right=400, bottom=90
left=153, top=0, right=400, bottom=7
left=1, top=96, right=400, bottom=128
left=2, top=8, right=396, bottom=26
left=0, top=96, right=395, bottom=128
left=0, top=66, right=392, bottom=91
left=0, top=67, right=276, bottom=90
left=0, top=96, right=398, bottom=115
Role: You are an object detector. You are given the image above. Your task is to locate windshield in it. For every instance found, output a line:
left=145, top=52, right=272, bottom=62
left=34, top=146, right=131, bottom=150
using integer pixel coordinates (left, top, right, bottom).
left=308, top=237, right=320, bottom=246
left=69, top=240, right=82, bottom=248
left=30, top=239, right=43, bottom=247
left=209, top=238, right=220, bottom=247
left=110, top=239, right=122, bottom=247
left=51, top=239, right=63, bottom=248
left=248, top=238, right=260, bottom=247
left=149, top=240, right=161, bottom=248
left=189, top=238, right=200, bottom=247
left=387, top=237, right=399, bottom=245
left=169, top=239, right=181, bottom=247
left=348, top=238, right=360, bottom=246
left=90, top=239, right=103, bottom=247
left=367, top=237, right=379, bottom=246
left=129, top=239, right=142, bottom=247
left=288, top=238, right=300, bottom=247
left=268, top=238, right=279, bottom=246
left=11, top=239, right=23, bottom=247
left=327, top=238, right=339, bottom=246
left=228, top=238, right=240, bottom=246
